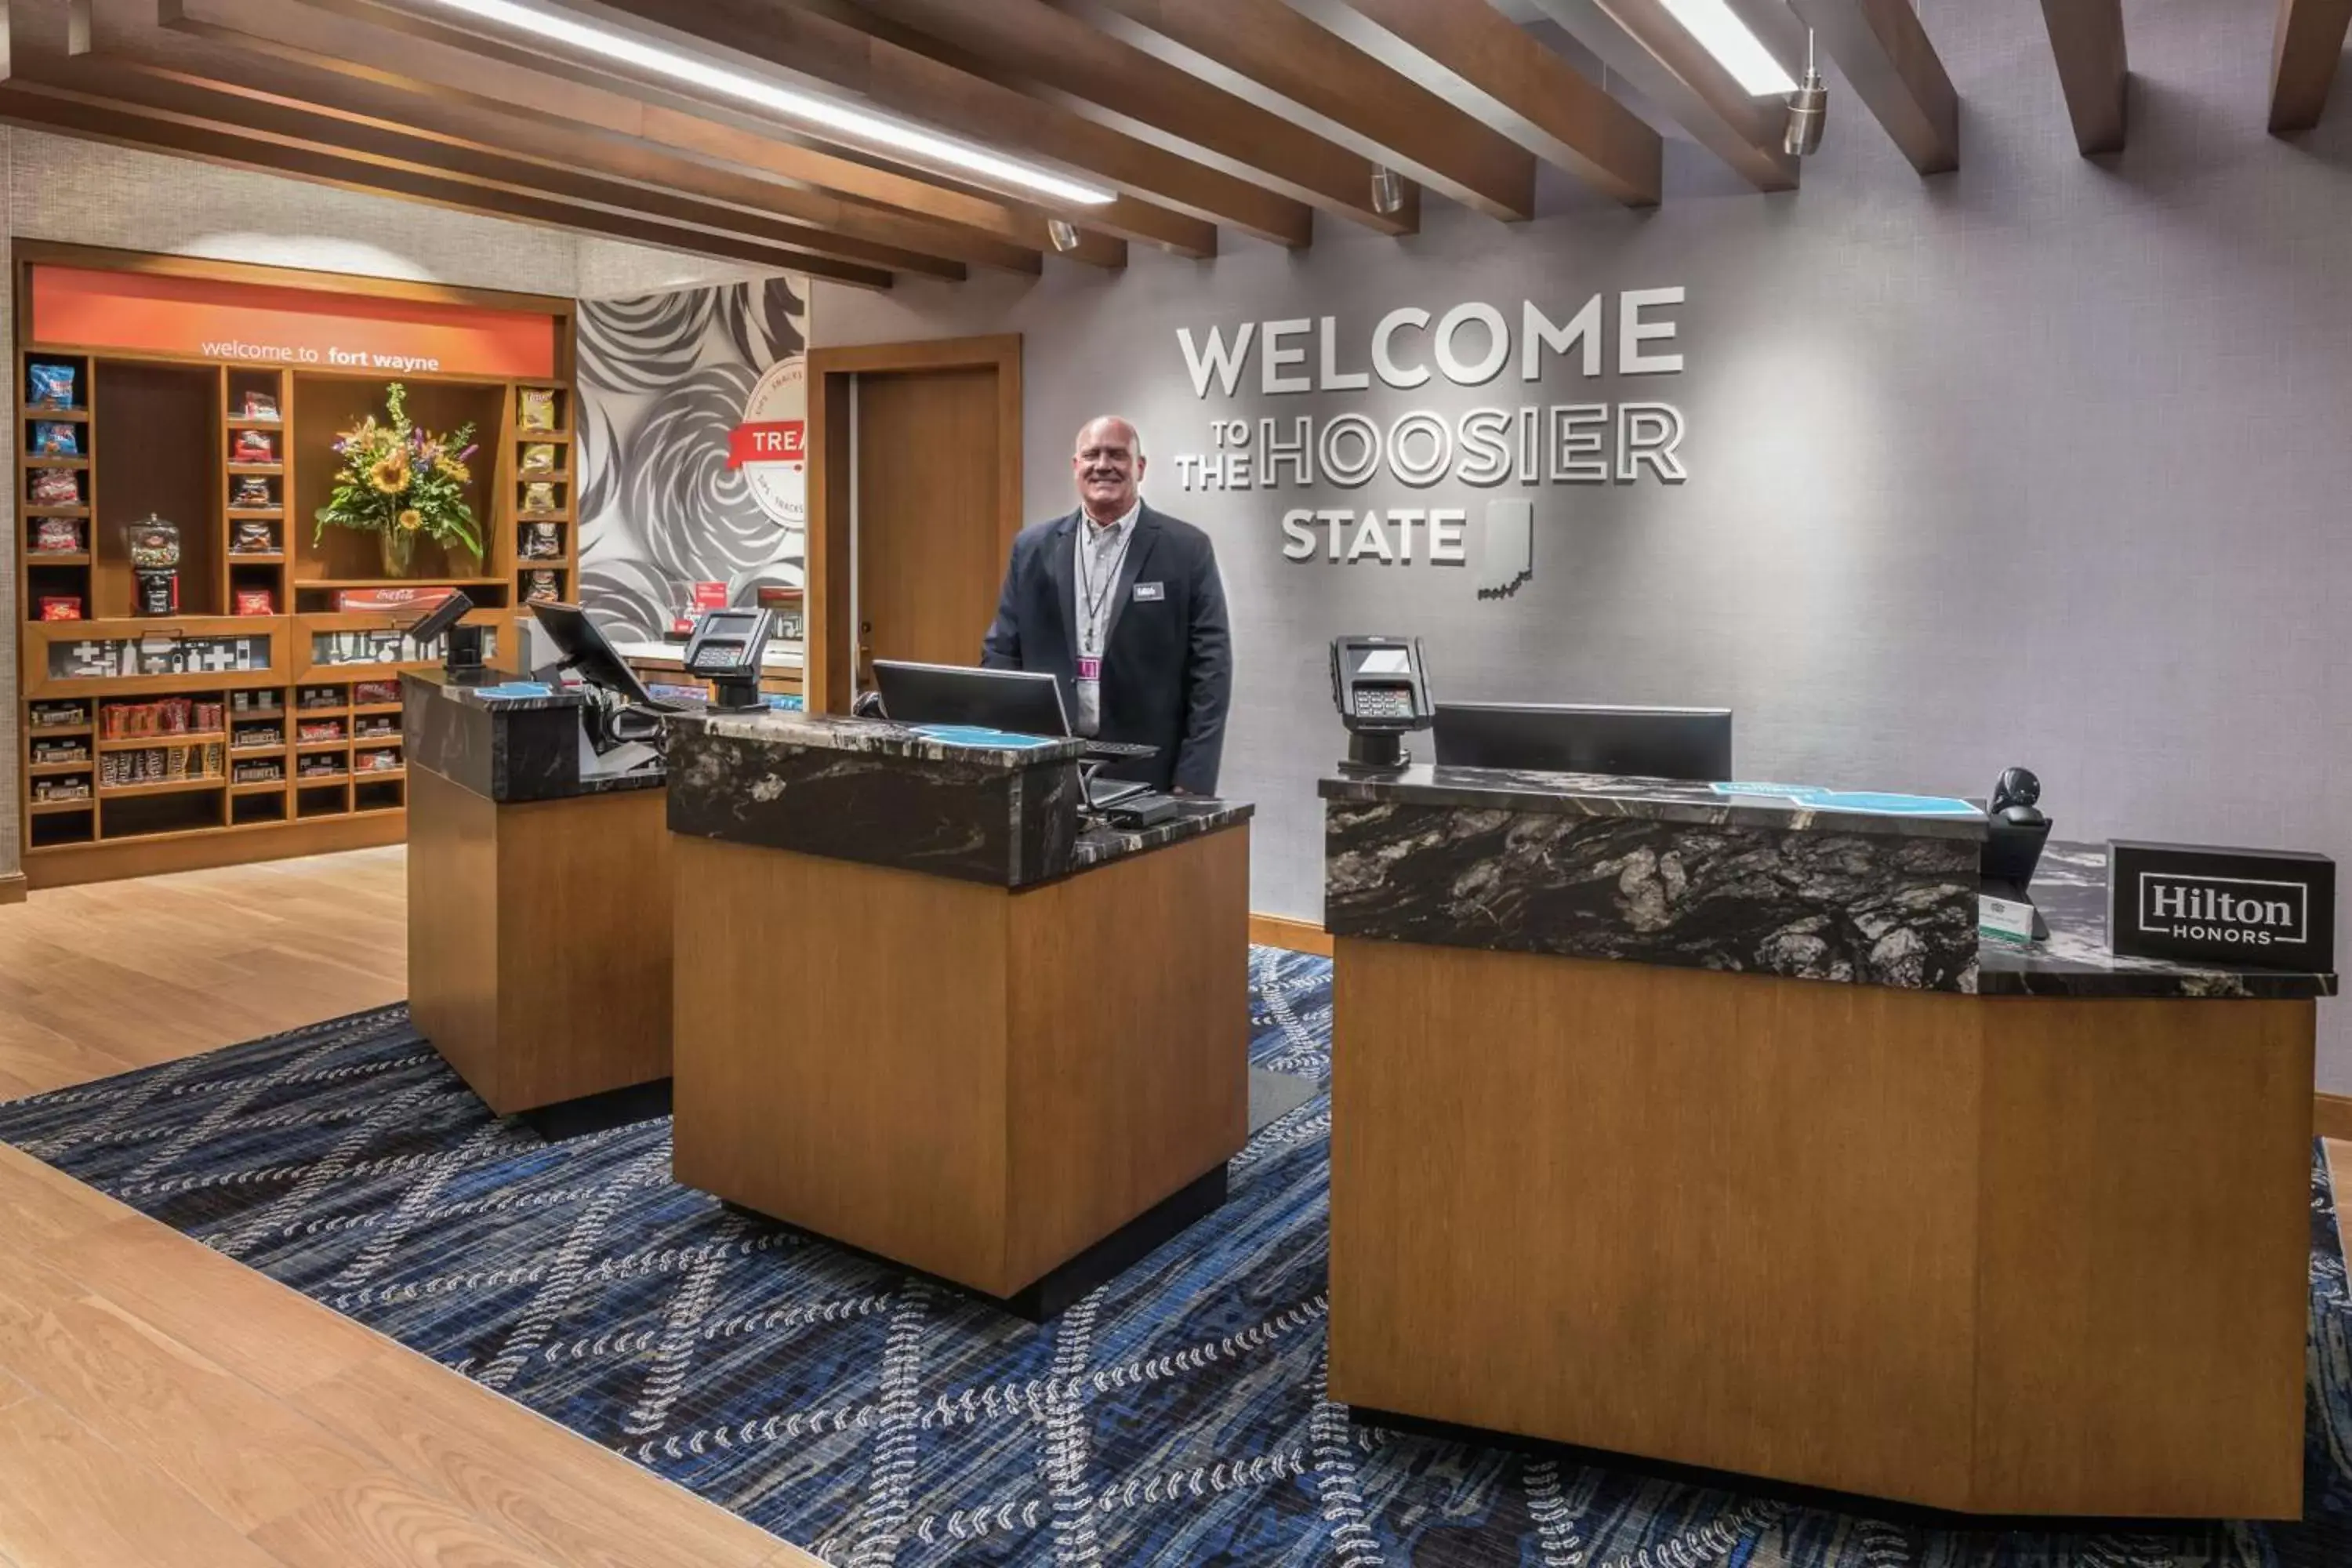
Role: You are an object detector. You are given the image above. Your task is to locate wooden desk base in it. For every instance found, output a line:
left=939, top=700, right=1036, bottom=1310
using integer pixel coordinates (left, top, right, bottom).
left=1329, top=938, right=2312, bottom=1519
left=408, top=771, right=672, bottom=1116
left=672, top=827, right=1249, bottom=1301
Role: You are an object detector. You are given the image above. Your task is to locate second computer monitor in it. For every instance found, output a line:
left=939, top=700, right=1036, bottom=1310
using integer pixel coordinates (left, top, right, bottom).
left=1433, top=702, right=1733, bottom=782
left=872, top=660, right=1072, bottom=738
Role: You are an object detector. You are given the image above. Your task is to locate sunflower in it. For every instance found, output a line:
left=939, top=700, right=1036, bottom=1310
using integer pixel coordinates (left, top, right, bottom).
left=397, top=508, right=423, bottom=532
left=434, top=456, right=471, bottom=485
left=368, top=455, right=409, bottom=495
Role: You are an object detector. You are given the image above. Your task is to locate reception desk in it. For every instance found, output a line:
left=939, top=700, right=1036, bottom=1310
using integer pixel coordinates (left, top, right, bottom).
left=1320, top=766, right=2334, bottom=1518
left=666, top=708, right=1251, bottom=1313
left=403, top=672, right=671, bottom=1120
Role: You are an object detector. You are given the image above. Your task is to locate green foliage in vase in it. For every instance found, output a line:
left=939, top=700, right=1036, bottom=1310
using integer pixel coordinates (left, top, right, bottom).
left=312, top=383, right=481, bottom=557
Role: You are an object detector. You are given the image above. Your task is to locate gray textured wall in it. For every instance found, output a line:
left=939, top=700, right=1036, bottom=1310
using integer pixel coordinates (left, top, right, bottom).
left=812, top=0, right=2352, bottom=1086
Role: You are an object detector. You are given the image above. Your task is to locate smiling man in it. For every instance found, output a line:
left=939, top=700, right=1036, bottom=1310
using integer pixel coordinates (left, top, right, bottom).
left=981, top=415, right=1232, bottom=795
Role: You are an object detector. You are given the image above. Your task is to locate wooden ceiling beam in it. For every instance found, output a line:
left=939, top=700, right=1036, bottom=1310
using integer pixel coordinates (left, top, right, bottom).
left=100, top=13, right=1040, bottom=271
left=1055, top=0, right=1534, bottom=222
left=161, top=0, right=1128, bottom=267
left=1287, top=0, right=1661, bottom=208
left=0, top=82, right=896, bottom=287
left=350, top=0, right=1254, bottom=250
left=1785, top=0, right=1960, bottom=174
left=2038, top=0, right=2126, bottom=155
left=1528, top=0, right=1798, bottom=192
left=782, top=0, right=1414, bottom=234
left=2269, top=0, right=2352, bottom=134
left=32, top=51, right=968, bottom=279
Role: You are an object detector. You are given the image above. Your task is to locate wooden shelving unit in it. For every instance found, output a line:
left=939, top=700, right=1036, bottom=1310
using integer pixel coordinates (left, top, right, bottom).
left=14, top=243, right=577, bottom=889
left=511, top=381, right=573, bottom=610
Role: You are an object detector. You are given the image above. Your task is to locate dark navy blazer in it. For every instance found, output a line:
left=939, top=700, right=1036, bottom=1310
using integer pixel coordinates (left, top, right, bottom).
left=979, top=503, right=1232, bottom=794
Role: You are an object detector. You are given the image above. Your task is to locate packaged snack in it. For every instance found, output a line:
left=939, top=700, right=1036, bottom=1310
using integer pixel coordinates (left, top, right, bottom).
left=234, top=586, right=274, bottom=616
left=27, top=363, right=76, bottom=410
left=354, top=680, right=401, bottom=704
left=333, top=585, right=453, bottom=614
left=30, top=420, right=79, bottom=456
left=231, top=476, right=275, bottom=509
left=32, top=517, right=82, bottom=554
left=518, top=387, right=557, bottom=430
left=523, top=481, right=559, bottom=513
left=238, top=389, right=280, bottom=420
left=232, top=428, right=277, bottom=463
left=231, top=519, right=276, bottom=554
left=523, top=569, right=560, bottom=603
left=520, top=443, right=557, bottom=474
left=38, top=595, right=82, bottom=621
left=29, top=467, right=81, bottom=506
left=521, top=522, right=561, bottom=558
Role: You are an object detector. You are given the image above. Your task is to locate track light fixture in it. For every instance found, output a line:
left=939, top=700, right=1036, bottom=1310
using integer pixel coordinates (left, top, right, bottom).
left=1369, top=165, right=1406, bottom=216
left=1784, top=29, right=1828, bottom=157
left=1046, top=219, right=1081, bottom=254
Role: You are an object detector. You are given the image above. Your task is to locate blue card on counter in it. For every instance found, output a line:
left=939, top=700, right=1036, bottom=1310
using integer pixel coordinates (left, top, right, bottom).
left=469, top=682, right=553, bottom=701
left=1714, top=782, right=1982, bottom=818
left=909, top=723, right=1058, bottom=750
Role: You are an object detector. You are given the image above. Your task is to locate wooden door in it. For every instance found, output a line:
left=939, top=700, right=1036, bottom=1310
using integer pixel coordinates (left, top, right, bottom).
left=851, top=366, right=1007, bottom=685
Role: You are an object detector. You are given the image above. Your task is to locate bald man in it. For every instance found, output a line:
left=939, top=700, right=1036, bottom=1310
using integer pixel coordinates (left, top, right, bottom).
left=982, top=416, right=1232, bottom=795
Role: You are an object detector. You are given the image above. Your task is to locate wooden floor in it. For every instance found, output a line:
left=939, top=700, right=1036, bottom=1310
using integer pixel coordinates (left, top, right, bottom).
left=0, top=847, right=819, bottom=1568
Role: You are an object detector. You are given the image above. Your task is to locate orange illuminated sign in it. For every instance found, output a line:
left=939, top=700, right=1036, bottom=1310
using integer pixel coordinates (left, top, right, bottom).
left=29, top=265, right=557, bottom=379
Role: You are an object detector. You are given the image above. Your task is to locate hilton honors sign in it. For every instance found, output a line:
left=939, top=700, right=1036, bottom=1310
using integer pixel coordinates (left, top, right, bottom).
left=2107, top=840, right=2336, bottom=971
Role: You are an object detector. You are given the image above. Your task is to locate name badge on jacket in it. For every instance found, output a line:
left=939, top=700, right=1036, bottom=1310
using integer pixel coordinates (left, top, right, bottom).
left=1133, top=582, right=1165, bottom=601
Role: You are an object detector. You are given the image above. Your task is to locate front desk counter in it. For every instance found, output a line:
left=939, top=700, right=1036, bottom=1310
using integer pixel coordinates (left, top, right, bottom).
left=665, top=707, right=1252, bottom=1316
left=1319, top=765, right=2336, bottom=1520
left=403, top=671, right=672, bottom=1120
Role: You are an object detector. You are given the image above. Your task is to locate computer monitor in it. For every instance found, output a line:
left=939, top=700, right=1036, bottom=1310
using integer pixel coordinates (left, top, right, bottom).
left=1432, top=702, right=1733, bottom=782
left=528, top=601, right=673, bottom=710
left=873, top=660, right=1070, bottom=738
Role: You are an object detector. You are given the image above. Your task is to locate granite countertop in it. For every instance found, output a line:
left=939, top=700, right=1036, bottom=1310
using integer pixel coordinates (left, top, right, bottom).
left=1073, top=799, right=1254, bottom=870
left=403, top=669, right=587, bottom=714
left=667, top=707, right=1087, bottom=771
left=1319, top=765, right=1991, bottom=841
left=1984, top=843, right=2338, bottom=1000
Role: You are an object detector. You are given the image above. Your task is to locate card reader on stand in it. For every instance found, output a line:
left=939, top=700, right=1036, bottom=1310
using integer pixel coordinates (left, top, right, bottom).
left=407, top=590, right=485, bottom=683
left=1329, top=633, right=1432, bottom=773
left=682, top=608, right=775, bottom=711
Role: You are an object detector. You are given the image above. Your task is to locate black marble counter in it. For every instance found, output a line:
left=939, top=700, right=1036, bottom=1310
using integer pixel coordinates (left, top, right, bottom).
left=403, top=671, right=666, bottom=803
left=1319, top=764, right=1988, bottom=840
left=1322, top=767, right=2336, bottom=1000
left=1981, top=844, right=2338, bottom=999
left=666, top=708, right=1246, bottom=887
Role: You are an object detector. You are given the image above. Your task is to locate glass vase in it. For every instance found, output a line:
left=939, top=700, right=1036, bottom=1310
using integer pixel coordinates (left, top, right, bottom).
left=379, top=527, right=416, bottom=578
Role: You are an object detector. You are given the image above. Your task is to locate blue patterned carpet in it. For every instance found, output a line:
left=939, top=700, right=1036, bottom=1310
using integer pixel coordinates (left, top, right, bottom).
left=4, top=947, right=2351, bottom=1566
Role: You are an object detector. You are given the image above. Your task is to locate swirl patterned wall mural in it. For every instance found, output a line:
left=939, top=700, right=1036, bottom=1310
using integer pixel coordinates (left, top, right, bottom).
left=575, top=277, right=808, bottom=641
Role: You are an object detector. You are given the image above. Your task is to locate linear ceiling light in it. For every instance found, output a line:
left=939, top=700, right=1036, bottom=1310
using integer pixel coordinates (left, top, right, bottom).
left=416, top=0, right=1117, bottom=205
left=1655, top=0, right=1799, bottom=96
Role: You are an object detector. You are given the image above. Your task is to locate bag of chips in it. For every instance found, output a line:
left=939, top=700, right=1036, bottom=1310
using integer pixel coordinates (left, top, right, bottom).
left=232, top=476, right=275, bottom=509
left=232, top=519, right=276, bottom=554
left=523, top=569, right=560, bottom=602
left=520, top=443, right=557, bottom=474
left=234, top=586, right=274, bottom=616
left=32, top=517, right=81, bottom=554
left=232, top=428, right=277, bottom=463
left=38, top=595, right=82, bottom=621
left=521, top=522, right=561, bottom=558
left=238, top=389, right=280, bottom=420
left=29, top=468, right=81, bottom=506
left=30, top=420, right=79, bottom=456
left=27, top=362, right=76, bottom=410
left=518, top=387, right=557, bottom=431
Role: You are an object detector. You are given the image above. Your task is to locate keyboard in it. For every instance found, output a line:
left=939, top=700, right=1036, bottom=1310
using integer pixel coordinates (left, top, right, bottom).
left=1085, top=776, right=1149, bottom=809
left=1082, top=738, right=1159, bottom=760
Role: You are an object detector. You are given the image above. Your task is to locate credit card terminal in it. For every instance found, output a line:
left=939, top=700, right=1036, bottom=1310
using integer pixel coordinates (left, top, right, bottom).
left=683, top=608, right=774, bottom=710
left=1329, top=634, right=1432, bottom=771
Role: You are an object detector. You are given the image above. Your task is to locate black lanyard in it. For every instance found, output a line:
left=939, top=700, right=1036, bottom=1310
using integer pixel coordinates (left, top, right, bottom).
left=1076, top=523, right=1127, bottom=655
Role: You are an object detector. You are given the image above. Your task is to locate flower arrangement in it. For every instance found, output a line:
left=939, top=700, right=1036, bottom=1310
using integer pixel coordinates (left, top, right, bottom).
left=314, top=383, right=481, bottom=575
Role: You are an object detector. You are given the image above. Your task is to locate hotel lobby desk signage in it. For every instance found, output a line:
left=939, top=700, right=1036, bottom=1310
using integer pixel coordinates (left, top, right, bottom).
left=2108, top=841, right=2335, bottom=971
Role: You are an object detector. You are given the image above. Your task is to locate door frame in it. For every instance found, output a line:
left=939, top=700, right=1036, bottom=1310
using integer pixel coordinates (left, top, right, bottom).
left=806, top=334, right=1022, bottom=714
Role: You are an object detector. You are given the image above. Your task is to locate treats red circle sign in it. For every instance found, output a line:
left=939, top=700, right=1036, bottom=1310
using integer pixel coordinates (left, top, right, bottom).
left=727, top=357, right=808, bottom=528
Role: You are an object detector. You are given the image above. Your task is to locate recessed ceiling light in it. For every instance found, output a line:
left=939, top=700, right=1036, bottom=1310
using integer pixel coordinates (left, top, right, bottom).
left=416, top=0, right=1117, bottom=205
left=1656, top=0, right=1798, bottom=96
